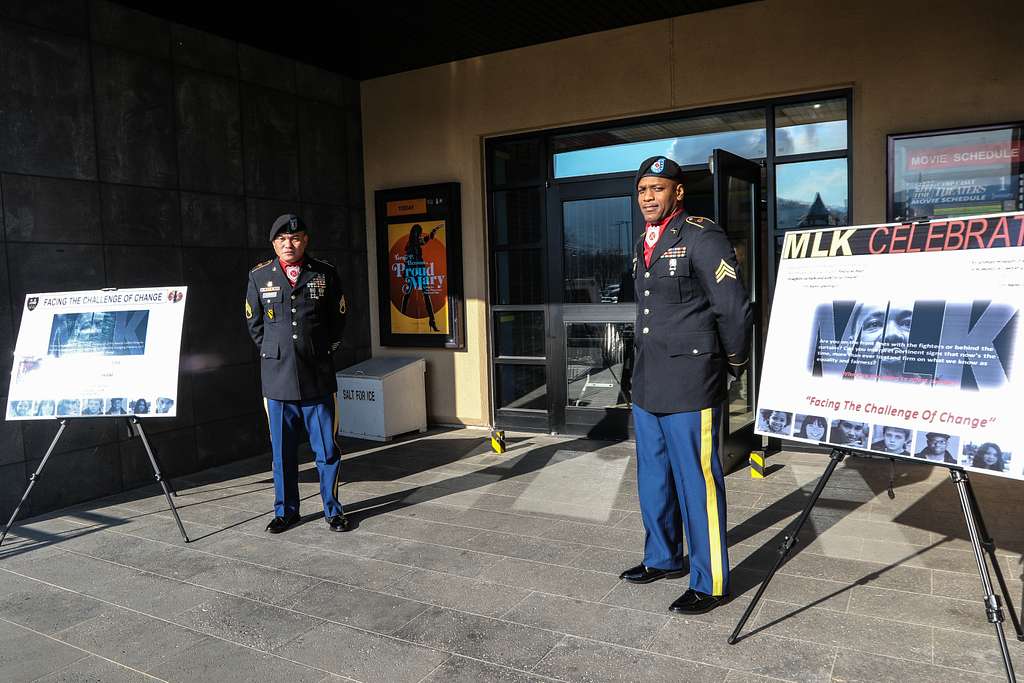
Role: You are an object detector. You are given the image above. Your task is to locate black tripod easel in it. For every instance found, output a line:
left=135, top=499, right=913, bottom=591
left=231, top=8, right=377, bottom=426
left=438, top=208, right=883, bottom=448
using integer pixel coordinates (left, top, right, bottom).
left=0, top=416, right=190, bottom=548
left=728, top=447, right=1023, bottom=683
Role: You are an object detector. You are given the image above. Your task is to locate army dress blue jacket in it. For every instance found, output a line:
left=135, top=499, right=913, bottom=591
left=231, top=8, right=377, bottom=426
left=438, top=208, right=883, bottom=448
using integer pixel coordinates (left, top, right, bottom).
left=632, top=212, right=752, bottom=413
left=245, top=256, right=347, bottom=401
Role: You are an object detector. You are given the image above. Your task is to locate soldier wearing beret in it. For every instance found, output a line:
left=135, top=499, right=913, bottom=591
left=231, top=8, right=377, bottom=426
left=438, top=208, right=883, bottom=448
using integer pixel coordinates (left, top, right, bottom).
left=619, top=156, right=752, bottom=614
left=245, top=214, right=351, bottom=533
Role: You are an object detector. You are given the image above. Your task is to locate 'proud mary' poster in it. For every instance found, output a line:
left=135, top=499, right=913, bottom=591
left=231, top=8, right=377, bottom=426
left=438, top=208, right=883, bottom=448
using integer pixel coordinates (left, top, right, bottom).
left=387, top=220, right=449, bottom=335
left=757, top=211, right=1024, bottom=480
left=6, top=287, right=188, bottom=420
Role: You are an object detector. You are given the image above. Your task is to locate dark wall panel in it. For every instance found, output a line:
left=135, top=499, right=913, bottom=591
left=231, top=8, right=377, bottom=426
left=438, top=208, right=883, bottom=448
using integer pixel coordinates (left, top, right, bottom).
left=90, top=0, right=170, bottom=59
left=195, top=413, right=268, bottom=470
left=101, top=184, right=181, bottom=245
left=0, top=400, right=25, bottom=467
left=0, top=0, right=87, bottom=35
left=0, top=4, right=366, bottom=519
left=245, top=197, right=296, bottom=248
left=0, top=243, right=14, bottom=398
left=172, top=23, right=238, bottom=78
left=25, top=444, right=122, bottom=514
left=0, top=462, right=28, bottom=521
left=0, top=24, right=96, bottom=179
left=120, top=427, right=197, bottom=488
left=302, top=203, right=350, bottom=250
left=2, top=175, right=102, bottom=243
left=191, top=364, right=261, bottom=423
left=8, top=244, right=106, bottom=329
left=175, top=68, right=243, bottom=195
left=239, top=45, right=295, bottom=93
left=242, top=84, right=299, bottom=201
left=182, top=248, right=252, bottom=368
left=180, top=192, right=246, bottom=247
left=22, top=417, right=121, bottom=460
left=104, top=245, right=184, bottom=287
left=296, top=63, right=348, bottom=109
left=298, top=100, right=349, bottom=206
left=93, top=46, right=177, bottom=187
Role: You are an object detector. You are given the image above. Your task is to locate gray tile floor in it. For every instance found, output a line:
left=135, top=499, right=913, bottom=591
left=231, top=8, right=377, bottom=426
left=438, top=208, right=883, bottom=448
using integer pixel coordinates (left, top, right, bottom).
left=2, top=429, right=1023, bottom=682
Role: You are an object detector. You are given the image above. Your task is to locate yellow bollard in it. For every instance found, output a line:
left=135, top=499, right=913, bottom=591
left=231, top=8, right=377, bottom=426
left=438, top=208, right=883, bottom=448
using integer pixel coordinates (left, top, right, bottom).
left=749, top=451, right=766, bottom=478
left=490, top=429, right=507, bottom=454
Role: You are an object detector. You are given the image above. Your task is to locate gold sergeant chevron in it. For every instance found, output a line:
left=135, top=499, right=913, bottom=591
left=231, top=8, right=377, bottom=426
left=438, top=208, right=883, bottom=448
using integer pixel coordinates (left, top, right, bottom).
left=714, top=258, right=736, bottom=282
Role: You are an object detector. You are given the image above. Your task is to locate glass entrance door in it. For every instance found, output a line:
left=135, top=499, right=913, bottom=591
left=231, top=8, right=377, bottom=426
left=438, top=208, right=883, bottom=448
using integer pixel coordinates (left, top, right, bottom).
left=712, top=148, right=764, bottom=470
left=548, top=178, right=640, bottom=438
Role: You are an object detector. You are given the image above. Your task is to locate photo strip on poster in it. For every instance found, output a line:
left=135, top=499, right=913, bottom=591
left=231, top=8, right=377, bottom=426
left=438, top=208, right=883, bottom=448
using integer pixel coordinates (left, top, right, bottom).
left=756, top=211, right=1024, bottom=480
left=6, top=287, right=188, bottom=420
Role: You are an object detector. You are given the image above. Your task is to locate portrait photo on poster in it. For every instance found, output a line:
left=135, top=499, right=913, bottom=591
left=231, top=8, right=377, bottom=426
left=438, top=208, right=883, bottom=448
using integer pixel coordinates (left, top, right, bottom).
left=755, top=211, right=1024, bottom=481
left=5, top=287, right=188, bottom=421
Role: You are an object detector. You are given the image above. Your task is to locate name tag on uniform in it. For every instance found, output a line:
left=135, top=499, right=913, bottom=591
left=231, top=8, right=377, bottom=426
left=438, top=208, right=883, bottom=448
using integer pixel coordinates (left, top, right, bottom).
left=260, top=284, right=281, bottom=302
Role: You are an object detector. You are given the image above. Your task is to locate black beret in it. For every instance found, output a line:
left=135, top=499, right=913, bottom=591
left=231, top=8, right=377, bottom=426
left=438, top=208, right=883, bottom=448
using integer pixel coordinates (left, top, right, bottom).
left=269, top=213, right=307, bottom=241
left=635, top=155, right=684, bottom=188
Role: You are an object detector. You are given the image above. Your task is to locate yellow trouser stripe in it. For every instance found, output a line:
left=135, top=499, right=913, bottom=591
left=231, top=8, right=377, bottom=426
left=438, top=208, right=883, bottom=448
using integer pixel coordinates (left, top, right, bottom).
left=701, top=408, right=724, bottom=596
left=332, top=393, right=341, bottom=501
left=332, top=393, right=339, bottom=437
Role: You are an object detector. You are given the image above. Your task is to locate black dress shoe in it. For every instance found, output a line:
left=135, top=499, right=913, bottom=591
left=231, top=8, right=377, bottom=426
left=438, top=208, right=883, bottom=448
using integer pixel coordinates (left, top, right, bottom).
left=619, top=563, right=686, bottom=584
left=669, top=588, right=729, bottom=614
left=327, top=514, right=352, bottom=532
left=266, top=513, right=299, bottom=534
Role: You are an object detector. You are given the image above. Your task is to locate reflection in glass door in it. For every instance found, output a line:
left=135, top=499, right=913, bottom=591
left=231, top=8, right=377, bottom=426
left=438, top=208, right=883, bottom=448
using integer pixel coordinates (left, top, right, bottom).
left=549, top=179, right=640, bottom=438
left=713, top=148, right=763, bottom=470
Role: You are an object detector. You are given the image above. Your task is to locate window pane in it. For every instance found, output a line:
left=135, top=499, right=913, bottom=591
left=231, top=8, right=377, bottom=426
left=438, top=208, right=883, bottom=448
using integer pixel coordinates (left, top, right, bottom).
left=891, top=127, right=1023, bottom=220
left=491, top=139, right=543, bottom=186
left=495, top=364, right=547, bottom=411
left=494, top=250, right=544, bottom=304
left=775, top=158, right=849, bottom=230
left=494, top=311, right=545, bottom=357
left=553, top=109, right=766, bottom=178
left=563, top=196, right=634, bottom=303
left=493, top=188, right=543, bottom=246
left=775, top=99, right=848, bottom=156
left=566, top=322, right=634, bottom=408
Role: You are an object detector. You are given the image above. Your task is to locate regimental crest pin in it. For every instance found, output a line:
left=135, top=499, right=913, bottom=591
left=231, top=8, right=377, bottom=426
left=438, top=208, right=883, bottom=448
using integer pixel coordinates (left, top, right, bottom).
left=714, top=259, right=737, bottom=283
left=651, top=158, right=665, bottom=173
left=26, top=297, right=38, bottom=311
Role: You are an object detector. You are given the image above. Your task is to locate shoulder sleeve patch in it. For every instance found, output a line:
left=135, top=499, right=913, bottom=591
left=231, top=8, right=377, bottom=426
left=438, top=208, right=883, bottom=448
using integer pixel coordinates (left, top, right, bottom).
left=250, top=259, right=273, bottom=272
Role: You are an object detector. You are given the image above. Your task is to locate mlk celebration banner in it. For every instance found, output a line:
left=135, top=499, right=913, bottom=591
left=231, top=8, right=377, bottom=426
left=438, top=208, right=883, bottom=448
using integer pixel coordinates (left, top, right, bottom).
left=387, top=220, right=450, bottom=335
left=6, top=287, right=188, bottom=420
left=756, top=211, right=1024, bottom=480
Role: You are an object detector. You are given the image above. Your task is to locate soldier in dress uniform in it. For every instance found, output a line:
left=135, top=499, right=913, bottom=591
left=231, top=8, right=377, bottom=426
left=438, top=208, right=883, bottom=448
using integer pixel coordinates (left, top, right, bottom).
left=245, top=213, right=352, bottom=533
left=618, top=156, right=752, bottom=614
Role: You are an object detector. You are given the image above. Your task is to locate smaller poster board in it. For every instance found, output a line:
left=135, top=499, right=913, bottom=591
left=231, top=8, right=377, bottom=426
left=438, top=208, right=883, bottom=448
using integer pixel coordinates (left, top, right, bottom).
left=6, top=287, right=188, bottom=420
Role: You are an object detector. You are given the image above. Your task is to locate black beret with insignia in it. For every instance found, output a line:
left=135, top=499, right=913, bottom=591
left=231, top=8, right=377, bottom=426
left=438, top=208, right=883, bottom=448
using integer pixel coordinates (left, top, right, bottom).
left=270, top=213, right=307, bottom=242
left=634, top=155, right=684, bottom=189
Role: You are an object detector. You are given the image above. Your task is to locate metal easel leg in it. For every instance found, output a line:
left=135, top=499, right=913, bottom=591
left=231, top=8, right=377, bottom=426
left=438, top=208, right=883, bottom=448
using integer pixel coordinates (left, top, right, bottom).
left=950, top=469, right=1016, bottom=683
left=0, top=419, right=70, bottom=548
left=130, top=417, right=189, bottom=543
